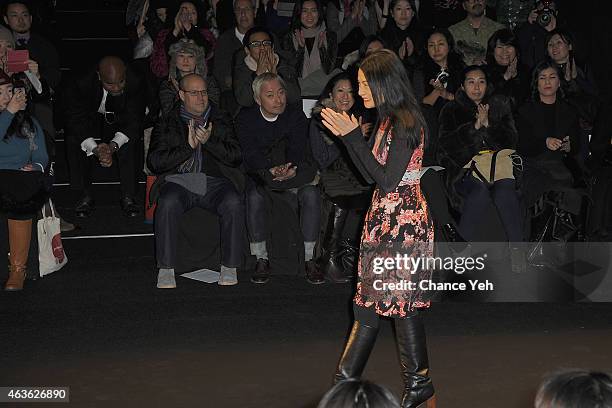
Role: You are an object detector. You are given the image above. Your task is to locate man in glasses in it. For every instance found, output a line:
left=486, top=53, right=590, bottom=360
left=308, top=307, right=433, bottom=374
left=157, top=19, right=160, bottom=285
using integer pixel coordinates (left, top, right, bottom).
left=64, top=56, right=146, bottom=218
left=148, top=74, right=246, bottom=288
left=233, top=26, right=300, bottom=108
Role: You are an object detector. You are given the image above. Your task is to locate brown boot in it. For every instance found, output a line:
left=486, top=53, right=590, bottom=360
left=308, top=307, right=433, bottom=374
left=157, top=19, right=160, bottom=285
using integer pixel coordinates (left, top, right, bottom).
left=5, top=219, right=32, bottom=291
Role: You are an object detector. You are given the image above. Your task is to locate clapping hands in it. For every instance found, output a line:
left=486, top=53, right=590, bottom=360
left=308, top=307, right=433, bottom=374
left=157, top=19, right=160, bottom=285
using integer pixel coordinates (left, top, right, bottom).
left=188, top=119, right=213, bottom=148
left=321, top=108, right=360, bottom=137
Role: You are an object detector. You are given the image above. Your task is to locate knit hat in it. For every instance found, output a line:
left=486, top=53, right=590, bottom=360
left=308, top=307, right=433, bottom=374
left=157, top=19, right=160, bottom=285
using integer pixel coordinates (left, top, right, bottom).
left=0, top=25, right=15, bottom=49
left=168, top=39, right=207, bottom=80
left=0, top=69, right=11, bottom=86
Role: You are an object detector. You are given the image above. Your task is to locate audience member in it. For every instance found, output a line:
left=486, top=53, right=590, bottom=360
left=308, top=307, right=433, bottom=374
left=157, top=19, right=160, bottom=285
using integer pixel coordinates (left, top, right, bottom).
left=160, top=39, right=219, bottom=115
left=213, top=0, right=256, bottom=113
left=485, top=28, right=530, bottom=110
left=326, top=0, right=377, bottom=57
left=0, top=69, right=48, bottom=291
left=150, top=0, right=216, bottom=78
left=233, top=26, right=300, bottom=107
left=131, top=0, right=170, bottom=60
left=341, top=34, right=386, bottom=72
left=148, top=73, right=245, bottom=288
left=236, top=73, right=322, bottom=285
left=448, top=0, right=504, bottom=66
left=438, top=66, right=522, bottom=247
left=281, top=0, right=338, bottom=96
left=516, top=0, right=559, bottom=70
left=64, top=56, right=146, bottom=218
left=517, top=61, right=578, bottom=209
left=379, top=0, right=423, bottom=76
left=534, top=369, right=612, bottom=408
left=317, top=378, right=400, bottom=408
left=309, top=72, right=371, bottom=283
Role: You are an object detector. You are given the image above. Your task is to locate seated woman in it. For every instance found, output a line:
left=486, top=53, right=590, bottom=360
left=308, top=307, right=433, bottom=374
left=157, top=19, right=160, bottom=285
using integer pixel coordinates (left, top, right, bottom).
left=517, top=61, right=579, bottom=210
left=159, top=39, right=220, bottom=115
left=341, top=34, right=386, bottom=72
left=379, top=0, right=423, bottom=77
left=438, top=66, right=522, bottom=244
left=233, top=26, right=301, bottom=108
left=309, top=72, right=372, bottom=283
left=0, top=71, right=49, bottom=291
left=325, top=0, right=378, bottom=57
left=281, top=0, right=338, bottom=97
left=150, top=0, right=216, bottom=79
left=485, top=28, right=530, bottom=111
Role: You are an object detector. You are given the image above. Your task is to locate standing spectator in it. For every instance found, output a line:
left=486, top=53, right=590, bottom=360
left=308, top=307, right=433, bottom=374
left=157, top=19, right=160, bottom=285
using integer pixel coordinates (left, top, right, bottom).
left=448, top=0, right=504, bottom=66
left=233, top=26, right=300, bottom=107
left=485, top=28, right=530, bottom=110
left=150, top=0, right=216, bottom=78
left=379, top=0, right=423, bottom=76
left=0, top=70, right=48, bottom=291
left=236, top=73, right=323, bottom=285
left=64, top=57, right=146, bottom=218
left=148, top=74, right=245, bottom=288
left=213, top=0, right=256, bottom=113
left=281, top=0, right=338, bottom=96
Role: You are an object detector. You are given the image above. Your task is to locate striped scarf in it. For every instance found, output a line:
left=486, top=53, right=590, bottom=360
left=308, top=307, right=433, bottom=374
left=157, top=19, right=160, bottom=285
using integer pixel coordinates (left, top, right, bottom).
left=178, top=104, right=212, bottom=173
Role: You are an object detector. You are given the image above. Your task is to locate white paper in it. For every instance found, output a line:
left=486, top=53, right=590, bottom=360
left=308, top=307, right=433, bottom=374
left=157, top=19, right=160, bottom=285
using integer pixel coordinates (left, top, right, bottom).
left=180, top=268, right=220, bottom=284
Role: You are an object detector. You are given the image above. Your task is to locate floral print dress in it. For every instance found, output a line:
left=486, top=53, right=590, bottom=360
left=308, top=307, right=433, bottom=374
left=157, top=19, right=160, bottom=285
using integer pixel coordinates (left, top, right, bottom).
left=354, top=122, right=435, bottom=317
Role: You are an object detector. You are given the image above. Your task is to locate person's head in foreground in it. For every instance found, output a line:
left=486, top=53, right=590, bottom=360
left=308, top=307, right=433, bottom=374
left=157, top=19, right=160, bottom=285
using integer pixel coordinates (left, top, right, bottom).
left=534, top=369, right=612, bottom=408
left=318, top=378, right=400, bottom=408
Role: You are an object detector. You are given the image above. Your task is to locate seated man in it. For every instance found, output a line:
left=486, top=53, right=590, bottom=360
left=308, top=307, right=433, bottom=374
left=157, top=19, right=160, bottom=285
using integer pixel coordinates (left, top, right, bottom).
left=236, top=73, right=323, bottom=285
left=64, top=56, right=146, bottom=218
left=148, top=73, right=245, bottom=288
left=233, top=26, right=301, bottom=108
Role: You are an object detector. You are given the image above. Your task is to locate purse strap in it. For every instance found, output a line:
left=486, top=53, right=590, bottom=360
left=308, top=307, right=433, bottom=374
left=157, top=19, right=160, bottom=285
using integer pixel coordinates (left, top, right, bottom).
left=41, top=199, right=56, bottom=218
left=489, top=150, right=500, bottom=184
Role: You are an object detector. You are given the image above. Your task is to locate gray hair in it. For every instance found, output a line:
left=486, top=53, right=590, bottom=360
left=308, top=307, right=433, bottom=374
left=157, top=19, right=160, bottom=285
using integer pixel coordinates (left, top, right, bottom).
left=252, top=73, right=286, bottom=100
left=233, top=0, right=256, bottom=11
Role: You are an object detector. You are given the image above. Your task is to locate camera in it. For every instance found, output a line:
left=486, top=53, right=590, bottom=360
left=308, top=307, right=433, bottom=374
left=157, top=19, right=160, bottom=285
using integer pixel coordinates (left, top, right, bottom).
left=536, top=0, right=556, bottom=28
left=434, top=69, right=449, bottom=88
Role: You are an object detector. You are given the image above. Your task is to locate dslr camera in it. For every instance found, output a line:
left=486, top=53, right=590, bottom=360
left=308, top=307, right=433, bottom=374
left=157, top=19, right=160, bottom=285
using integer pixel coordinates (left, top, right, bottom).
left=536, top=0, right=556, bottom=28
left=434, top=69, right=450, bottom=88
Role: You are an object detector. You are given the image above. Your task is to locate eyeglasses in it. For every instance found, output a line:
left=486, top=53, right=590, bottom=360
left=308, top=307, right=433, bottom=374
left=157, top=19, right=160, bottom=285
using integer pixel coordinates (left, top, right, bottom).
left=248, top=40, right=273, bottom=48
left=181, top=89, right=208, bottom=97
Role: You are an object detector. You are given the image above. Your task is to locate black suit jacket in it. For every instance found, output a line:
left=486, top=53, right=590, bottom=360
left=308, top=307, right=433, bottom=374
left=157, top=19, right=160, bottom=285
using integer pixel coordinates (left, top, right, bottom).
left=64, top=69, right=146, bottom=144
left=18, top=32, right=61, bottom=90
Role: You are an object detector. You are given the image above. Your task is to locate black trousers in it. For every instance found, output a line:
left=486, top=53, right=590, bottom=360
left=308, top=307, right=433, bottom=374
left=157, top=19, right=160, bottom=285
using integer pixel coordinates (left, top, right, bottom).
left=66, top=115, right=139, bottom=198
left=245, top=179, right=321, bottom=243
left=154, top=176, right=245, bottom=268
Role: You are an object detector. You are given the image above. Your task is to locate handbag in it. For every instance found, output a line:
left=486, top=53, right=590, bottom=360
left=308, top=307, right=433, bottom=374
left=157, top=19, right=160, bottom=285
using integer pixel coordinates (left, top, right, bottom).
left=37, top=199, right=68, bottom=277
left=464, top=149, right=521, bottom=187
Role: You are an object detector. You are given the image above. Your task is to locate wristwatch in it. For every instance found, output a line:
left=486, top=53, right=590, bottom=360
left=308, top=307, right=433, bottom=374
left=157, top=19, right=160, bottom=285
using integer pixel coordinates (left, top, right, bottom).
left=110, top=141, right=119, bottom=152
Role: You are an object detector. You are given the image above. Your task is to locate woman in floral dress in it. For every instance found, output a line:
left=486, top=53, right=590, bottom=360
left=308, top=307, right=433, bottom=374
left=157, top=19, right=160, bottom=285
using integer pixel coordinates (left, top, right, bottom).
left=321, top=49, right=435, bottom=408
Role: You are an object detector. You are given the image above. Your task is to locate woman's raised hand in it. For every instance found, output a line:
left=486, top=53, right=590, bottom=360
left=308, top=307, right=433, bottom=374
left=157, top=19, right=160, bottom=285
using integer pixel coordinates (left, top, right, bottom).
left=7, top=89, right=27, bottom=114
left=321, top=108, right=359, bottom=137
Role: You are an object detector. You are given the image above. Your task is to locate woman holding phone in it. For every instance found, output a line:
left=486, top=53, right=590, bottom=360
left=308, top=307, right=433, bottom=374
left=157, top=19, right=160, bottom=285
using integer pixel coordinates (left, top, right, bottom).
left=0, top=70, right=48, bottom=291
left=321, top=49, right=435, bottom=408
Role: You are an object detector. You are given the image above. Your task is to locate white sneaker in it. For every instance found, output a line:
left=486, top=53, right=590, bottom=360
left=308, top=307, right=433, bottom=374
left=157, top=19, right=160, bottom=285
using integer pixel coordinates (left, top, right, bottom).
left=157, top=268, right=176, bottom=289
left=218, top=268, right=238, bottom=286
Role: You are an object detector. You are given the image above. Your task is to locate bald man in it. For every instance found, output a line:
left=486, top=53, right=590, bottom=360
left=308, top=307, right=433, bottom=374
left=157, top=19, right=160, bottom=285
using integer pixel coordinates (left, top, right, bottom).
left=64, top=56, right=146, bottom=218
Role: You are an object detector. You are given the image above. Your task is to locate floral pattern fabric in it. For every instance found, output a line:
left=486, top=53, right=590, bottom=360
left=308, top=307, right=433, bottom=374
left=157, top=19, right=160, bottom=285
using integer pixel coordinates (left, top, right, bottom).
left=354, top=122, right=435, bottom=317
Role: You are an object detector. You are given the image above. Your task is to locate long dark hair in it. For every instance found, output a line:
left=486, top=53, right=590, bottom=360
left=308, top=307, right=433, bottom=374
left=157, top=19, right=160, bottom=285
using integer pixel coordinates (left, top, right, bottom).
left=530, top=60, right=564, bottom=101
left=544, top=28, right=575, bottom=64
left=359, top=49, right=427, bottom=148
left=460, top=65, right=493, bottom=103
left=290, top=0, right=324, bottom=30
left=422, top=27, right=464, bottom=70
left=486, top=28, right=520, bottom=67
left=169, top=0, right=207, bottom=28
left=317, top=71, right=363, bottom=114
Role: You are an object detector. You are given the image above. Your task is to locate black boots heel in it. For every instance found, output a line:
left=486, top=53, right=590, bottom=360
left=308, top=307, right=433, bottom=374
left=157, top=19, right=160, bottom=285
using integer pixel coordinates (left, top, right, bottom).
left=334, top=321, right=379, bottom=383
left=321, top=204, right=353, bottom=283
left=395, top=315, right=435, bottom=408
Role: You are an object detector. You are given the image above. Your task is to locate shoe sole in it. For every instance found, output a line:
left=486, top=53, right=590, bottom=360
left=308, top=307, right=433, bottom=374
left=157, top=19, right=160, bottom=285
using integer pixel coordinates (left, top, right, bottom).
left=156, top=284, right=176, bottom=289
left=218, top=280, right=238, bottom=286
left=250, top=278, right=270, bottom=284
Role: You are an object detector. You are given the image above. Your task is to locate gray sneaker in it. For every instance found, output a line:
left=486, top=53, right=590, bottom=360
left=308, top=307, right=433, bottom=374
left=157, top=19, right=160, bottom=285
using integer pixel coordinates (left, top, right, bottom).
left=157, top=268, right=176, bottom=289
left=218, top=268, right=238, bottom=286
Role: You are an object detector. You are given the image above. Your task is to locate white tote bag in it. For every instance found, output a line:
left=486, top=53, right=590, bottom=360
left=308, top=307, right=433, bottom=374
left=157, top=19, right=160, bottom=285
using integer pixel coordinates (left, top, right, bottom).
left=38, top=200, right=68, bottom=277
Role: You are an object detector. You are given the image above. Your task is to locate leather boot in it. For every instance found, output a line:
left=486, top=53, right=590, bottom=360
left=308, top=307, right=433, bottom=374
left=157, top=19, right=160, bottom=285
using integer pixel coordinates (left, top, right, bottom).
left=5, top=219, right=32, bottom=291
left=321, top=204, right=351, bottom=283
left=395, top=314, right=435, bottom=408
left=334, top=320, right=379, bottom=383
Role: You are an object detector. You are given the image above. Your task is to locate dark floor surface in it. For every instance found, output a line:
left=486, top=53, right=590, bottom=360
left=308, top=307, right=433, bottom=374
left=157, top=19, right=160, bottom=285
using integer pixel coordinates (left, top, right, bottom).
left=2, top=185, right=612, bottom=408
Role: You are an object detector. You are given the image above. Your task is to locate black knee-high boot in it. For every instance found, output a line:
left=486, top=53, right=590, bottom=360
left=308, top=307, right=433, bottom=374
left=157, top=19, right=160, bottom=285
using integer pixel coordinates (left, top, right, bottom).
left=321, top=204, right=351, bottom=283
left=395, top=314, right=435, bottom=408
left=334, top=320, right=379, bottom=383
